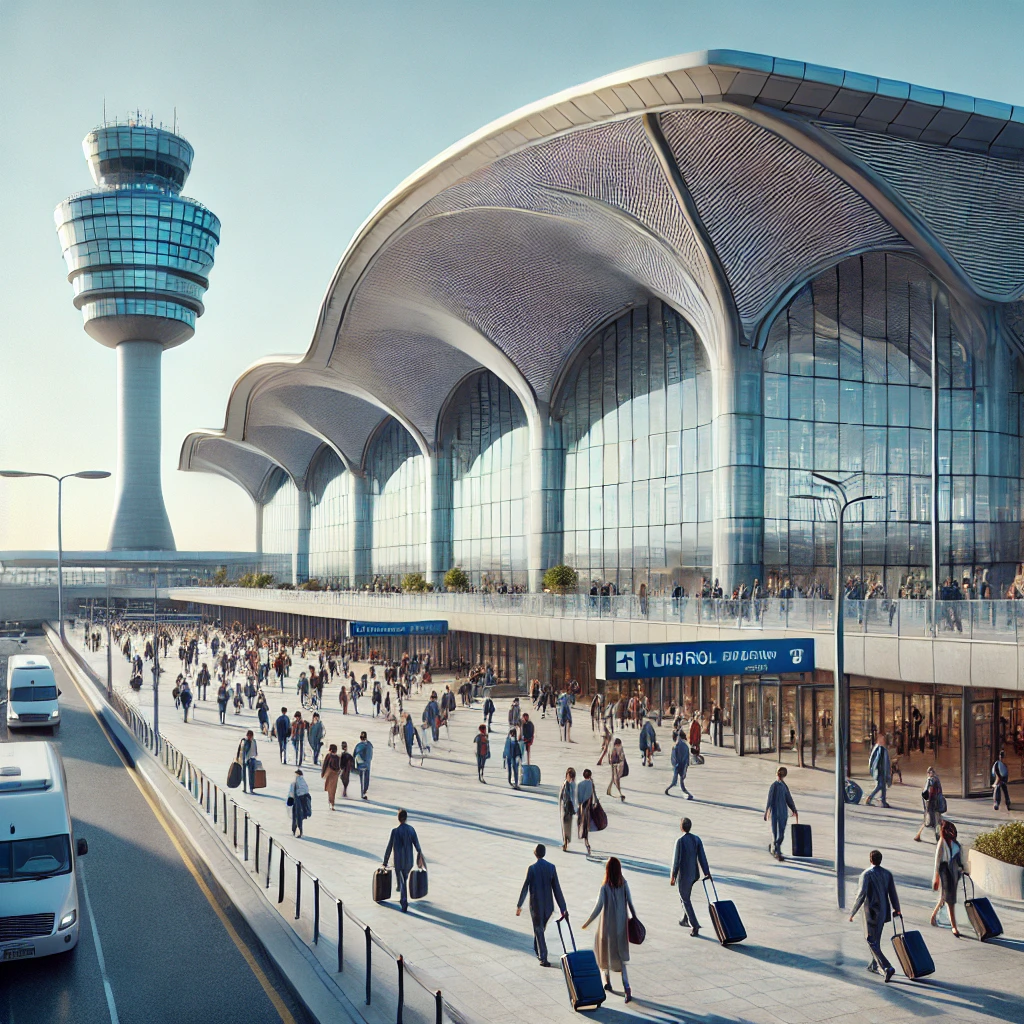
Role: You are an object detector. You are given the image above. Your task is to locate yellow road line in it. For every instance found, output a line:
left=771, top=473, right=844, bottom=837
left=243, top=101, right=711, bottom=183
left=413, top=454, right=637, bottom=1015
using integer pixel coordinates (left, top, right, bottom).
left=63, top=653, right=297, bottom=1024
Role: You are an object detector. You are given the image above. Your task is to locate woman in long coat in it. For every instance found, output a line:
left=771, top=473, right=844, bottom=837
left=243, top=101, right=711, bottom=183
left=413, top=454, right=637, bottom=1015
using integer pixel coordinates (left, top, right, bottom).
left=558, top=768, right=577, bottom=851
left=914, top=767, right=944, bottom=842
left=581, top=856, right=637, bottom=1003
left=320, top=743, right=341, bottom=810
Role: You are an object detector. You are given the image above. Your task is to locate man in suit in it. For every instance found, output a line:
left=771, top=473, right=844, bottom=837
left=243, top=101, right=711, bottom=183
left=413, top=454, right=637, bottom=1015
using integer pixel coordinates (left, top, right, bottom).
left=849, top=849, right=901, bottom=982
left=669, top=817, right=711, bottom=936
left=516, top=844, right=568, bottom=966
left=665, top=731, right=693, bottom=798
left=383, top=809, right=425, bottom=913
left=866, top=736, right=892, bottom=807
left=274, top=706, right=291, bottom=764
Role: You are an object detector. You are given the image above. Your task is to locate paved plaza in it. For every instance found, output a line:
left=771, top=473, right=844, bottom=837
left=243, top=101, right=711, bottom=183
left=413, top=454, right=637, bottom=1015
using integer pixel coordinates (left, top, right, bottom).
left=72, top=628, right=1024, bottom=1024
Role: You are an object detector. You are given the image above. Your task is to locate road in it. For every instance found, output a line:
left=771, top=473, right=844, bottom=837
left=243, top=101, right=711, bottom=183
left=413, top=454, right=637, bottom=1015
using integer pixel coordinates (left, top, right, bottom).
left=0, top=637, right=313, bottom=1024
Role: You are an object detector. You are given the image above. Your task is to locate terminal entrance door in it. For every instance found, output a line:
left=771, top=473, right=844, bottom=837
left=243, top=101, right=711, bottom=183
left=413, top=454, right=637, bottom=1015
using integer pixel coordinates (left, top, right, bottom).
left=797, top=685, right=834, bottom=768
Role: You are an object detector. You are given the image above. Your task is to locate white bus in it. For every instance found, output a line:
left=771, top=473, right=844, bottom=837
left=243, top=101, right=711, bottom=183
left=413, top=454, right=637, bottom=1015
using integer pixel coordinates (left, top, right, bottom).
left=5, top=654, right=61, bottom=733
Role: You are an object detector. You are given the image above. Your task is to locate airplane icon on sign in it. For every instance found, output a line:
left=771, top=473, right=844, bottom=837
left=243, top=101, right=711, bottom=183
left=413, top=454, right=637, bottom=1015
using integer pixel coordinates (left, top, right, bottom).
left=615, top=650, right=636, bottom=673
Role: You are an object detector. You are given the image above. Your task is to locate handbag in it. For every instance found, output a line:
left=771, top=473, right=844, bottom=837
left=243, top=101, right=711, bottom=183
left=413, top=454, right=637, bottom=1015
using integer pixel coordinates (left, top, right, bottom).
left=621, top=758, right=630, bottom=778
left=590, top=801, right=608, bottom=832
left=226, top=761, right=242, bottom=789
left=627, top=915, right=646, bottom=945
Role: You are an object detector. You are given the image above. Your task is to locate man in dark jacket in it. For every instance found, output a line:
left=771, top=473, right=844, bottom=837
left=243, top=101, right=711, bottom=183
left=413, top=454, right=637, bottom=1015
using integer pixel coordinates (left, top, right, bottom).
left=274, top=707, right=291, bottom=764
left=665, top=732, right=693, bottom=798
left=866, top=737, right=891, bottom=808
left=482, top=696, right=496, bottom=733
left=849, top=849, right=901, bottom=982
left=669, top=817, right=710, bottom=936
left=764, top=766, right=798, bottom=860
left=516, top=844, right=567, bottom=966
left=383, top=809, right=425, bottom=912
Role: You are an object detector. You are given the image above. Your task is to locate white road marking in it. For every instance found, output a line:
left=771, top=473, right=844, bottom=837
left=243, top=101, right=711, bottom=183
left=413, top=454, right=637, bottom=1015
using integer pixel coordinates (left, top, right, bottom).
left=79, top=863, right=120, bottom=1024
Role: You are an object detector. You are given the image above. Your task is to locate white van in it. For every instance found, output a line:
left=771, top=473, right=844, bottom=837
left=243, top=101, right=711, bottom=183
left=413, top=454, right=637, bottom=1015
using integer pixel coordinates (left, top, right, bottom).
left=5, top=655, right=61, bottom=733
left=0, top=742, right=88, bottom=960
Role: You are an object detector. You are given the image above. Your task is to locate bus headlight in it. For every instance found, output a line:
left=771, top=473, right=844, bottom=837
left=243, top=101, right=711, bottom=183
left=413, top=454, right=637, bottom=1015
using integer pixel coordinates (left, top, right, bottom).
left=58, top=910, right=77, bottom=930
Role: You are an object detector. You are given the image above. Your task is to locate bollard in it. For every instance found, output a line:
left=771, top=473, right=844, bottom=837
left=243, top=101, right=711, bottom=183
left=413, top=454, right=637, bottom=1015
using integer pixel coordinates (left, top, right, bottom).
left=255, top=824, right=261, bottom=873
left=213, top=786, right=218, bottom=824
left=223, top=792, right=228, bottom=834
left=397, top=956, right=405, bottom=1024
left=435, top=991, right=443, bottom=1024
left=313, top=879, right=320, bottom=943
left=337, top=900, right=344, bottom=972
left=365, top=927, right=372, bottom=1005
left=295, top=862, right=302, bottom=920
left=266, top=837, right=273, bottom=889
left=243, top=814, right=249, bottom=861
left=278, top=850, right=285, bottom=904
left=233, top=804, right=238, bottom=849
left=206, top=780, right=211, bottom=814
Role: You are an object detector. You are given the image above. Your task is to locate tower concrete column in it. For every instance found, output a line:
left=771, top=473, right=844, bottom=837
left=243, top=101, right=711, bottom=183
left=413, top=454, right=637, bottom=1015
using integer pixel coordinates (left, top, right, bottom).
left=253, top=499, right=264, bottom=555
left=428, top=450, right=452, bottom=589
left=295, top=490, right=311, bottom=585
left=350, top=472, right=371, bottom=586
left=527, top=402, right=564, bottom=592
left=109, top=340, right=174, bottom=550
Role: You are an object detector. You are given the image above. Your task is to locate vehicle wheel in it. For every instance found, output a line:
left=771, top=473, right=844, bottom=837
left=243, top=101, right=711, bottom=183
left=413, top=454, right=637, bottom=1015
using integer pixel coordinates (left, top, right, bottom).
left=51, top=724, right=60, bottom=735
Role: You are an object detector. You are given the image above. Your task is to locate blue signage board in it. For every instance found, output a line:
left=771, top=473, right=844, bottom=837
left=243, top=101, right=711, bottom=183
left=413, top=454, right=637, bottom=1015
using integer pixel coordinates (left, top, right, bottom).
left=598, top=638, right=814, bottom=680
left=349, top=620, right=449, bottom=637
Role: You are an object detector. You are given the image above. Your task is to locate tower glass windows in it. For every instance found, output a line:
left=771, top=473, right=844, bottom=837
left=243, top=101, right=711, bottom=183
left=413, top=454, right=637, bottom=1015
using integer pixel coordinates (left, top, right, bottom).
left=262, top=470, right=298, bottom=564
left=308, top=448, right=353, bottom=585
left=557, top=301, right=713, bottom=593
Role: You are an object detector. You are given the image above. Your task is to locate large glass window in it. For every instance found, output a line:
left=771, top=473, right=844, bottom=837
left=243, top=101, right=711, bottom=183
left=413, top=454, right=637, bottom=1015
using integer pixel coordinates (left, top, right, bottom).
left=262, top=470, right=297, bottom=568
left=308, top=448, right=353, bottom=586
left=366, top=419, right=426, bottom=581
left=557, top=301, right=712, bottom=593
left=764, top=252, right=1024, bottom=594
left=440, top=371, right=529, bottom=588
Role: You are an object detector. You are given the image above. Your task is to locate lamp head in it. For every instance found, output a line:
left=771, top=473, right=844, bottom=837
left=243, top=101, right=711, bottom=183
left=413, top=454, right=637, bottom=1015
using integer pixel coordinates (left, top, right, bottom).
left=0, top=471, right=41, bottom=478
left=73, top=471, right=111, bottom=480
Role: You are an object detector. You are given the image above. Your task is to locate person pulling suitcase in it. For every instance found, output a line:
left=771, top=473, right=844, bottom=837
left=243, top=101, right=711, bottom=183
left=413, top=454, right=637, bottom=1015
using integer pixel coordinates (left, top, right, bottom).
left=764, top=766, right=798, bottom=861
left=382, top=809, right=425, bottom=913
left=848, top=849, right=902, bottom=983
left=669, top=817, right=710, bottom=937
left=516, top=844, right=568, bottom=967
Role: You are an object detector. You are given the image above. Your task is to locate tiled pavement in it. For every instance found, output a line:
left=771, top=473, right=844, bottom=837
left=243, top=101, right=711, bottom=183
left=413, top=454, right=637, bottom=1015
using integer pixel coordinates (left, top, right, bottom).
left=72, top=629, right=1024, bottom=1024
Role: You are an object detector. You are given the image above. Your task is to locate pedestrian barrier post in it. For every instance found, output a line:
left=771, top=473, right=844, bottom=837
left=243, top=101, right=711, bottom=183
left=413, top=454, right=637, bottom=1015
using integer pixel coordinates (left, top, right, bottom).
left=254, top=824, right=261, bottom=873
left=223, top=792, right=228, bottom=834
left=337, top=900, right=344, bottom=972
left=295, top=862, right=302, bottom=920
left=233, top=803, right=238, bottom=849
left=213, top=785, right=218, bottom=824
left=312, top=878, right=320, bottom=943
left=243, top=813, right=249, bottom=861
left=365, top=926, right=372, bottom=1005
left=435, top=990, right=443, bottom=1024
left=266, top=837, right=273, bottom=889
left=397, top=955, right=404, bottom=1024
left=278, top=849, right=285, bottom=904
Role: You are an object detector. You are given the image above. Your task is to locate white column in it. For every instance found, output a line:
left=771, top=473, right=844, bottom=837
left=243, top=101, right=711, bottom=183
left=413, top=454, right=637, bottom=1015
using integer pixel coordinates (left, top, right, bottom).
left=253, top=500, right=264, bottom=555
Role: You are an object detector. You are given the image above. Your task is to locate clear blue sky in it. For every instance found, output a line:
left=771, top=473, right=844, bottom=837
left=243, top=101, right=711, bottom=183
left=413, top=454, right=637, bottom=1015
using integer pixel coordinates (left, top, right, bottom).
left=1, top=0, right=1022, bottom=552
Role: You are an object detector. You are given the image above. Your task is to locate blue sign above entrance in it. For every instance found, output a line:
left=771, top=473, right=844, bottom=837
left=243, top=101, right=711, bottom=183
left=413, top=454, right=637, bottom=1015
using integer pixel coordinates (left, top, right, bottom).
left=348, top=620, right=449, bottom=637
left=597, top=638, right=814, bottom=680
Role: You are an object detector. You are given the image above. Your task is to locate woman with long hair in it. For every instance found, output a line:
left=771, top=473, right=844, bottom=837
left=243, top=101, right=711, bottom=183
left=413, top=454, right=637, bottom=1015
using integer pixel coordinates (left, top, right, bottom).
left=559, top=768, right=577, bottom=851
left=606, top=738, right=626, bottom=802
left=581, top=856, right=637, bottom=1003
left=931, top=819, right=964, bottom=937
left=914, top=766, right=943, bottom=842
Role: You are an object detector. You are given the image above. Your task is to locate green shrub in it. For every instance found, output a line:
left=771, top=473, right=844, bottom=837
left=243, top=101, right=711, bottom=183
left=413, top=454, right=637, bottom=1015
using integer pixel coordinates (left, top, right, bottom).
left=973, top=820, right=1024, bottom=868
left=402, top=572, right=429, bottom=593
left=543, top=564, right=578, bottom=593
left=212, top=567, right=228, bottom=587
left=238, top=572, right=275, bottom=589
left=444, top=567, right=470, bottom=592
left=299, top=579, right=322, bottom=591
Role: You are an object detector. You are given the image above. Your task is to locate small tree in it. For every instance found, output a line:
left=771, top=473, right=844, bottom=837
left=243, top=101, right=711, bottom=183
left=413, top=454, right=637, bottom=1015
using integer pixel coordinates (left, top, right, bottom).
left=212, top=567, right=228, bottom=587
left=299, top=578, right=322, bottom=591
left=402, top=572, right=429, bottom=593
left=444, top=566, right=470, bottom=592
left=543, top=564, right=578, bottom=593
left=237, top=572, right=274, bottom=588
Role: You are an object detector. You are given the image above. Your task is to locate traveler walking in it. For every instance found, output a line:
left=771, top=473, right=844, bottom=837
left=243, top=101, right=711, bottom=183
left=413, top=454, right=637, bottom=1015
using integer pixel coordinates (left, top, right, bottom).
left=383, top=809, right=425, bottom=913
left=577, top=768, right=596, bottom=855
left=848, top=849, right=901, bottom=982
left=639, top=718, right=657, bottom=767
left=180, top=679, right=193, bottom=723
left=290, top=711, right=307, bottom=767
left=402, top=713, right=424, bottom=764
left=509, top=697, right=522, bottom=731
left=515, top=844, right=568, bottom=967
left=339, top=741, right=355, bottom=798
left=669, top=817, right=710, bottom=936
left=993, top=750, right=1012, bottom=810
left=764, top=766, right=798, bottom=861
left=665, top=731, right=693, bottom=798
left=256, top=690, right=270, bottom=735
left=237, top=730, right=259, bottom=794
left=287, top=769, right=312, bottom=838
left=866, top=736, right=892, bottom=807
left=483, top=695, right=496, bottom=733
left=596, top=721, right=613, bottom=766
left=274, top=707, right=291, bottom=764
left=606, top=738, right=626, bottom=801
left=424, top=692, right=441, bottom=742
left=521, top=713, right=535, bottom=764
left=711, top=703, right=723, bottom=746
left=559, top=768, right=577, bottom=852
left=930, top=820, right=964, bottom=937
left=503, top=728, right=522, bottom=789
left=581, top=857, right=637, bottom=1003
left=354, top=731, right=373, bottom=799
left=913, top=767, right=945, bottom=842
left=321, top=743, right=341, bottom=810
left=308, top=712, right=325, bottom=766
left=474, top=724, right=490, bottom=783
left=216, top=681, right=230, bottom=724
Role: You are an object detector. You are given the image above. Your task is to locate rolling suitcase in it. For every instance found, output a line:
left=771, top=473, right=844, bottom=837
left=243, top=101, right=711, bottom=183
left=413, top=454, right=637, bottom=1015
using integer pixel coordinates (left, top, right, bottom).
left=373, top=867, right=393, bottom=903
left=409, top=867, right=428, bottom=900
left=556, top=918, right=605, bottom=1012
left=521, top=764, right=541, bottom=787
left=963, top=876, right=1002, bottom=941
left=703, top=877, right=746, bottom=945
left=226, top=761, right=242, bottom=789
left=252, top=768, right=268, bottom=790
left=891, top=916, right=934, bottom=979
left=791, top=823, right=812, bottom=858
left=844, top=779, right=863, bottom=804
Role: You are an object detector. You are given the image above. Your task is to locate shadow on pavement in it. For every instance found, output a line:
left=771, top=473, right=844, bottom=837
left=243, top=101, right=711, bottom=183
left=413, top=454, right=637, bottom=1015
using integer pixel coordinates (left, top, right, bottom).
left=300, top=834, right=379, bottom=861
left=406, top=905, right=530, bottom=953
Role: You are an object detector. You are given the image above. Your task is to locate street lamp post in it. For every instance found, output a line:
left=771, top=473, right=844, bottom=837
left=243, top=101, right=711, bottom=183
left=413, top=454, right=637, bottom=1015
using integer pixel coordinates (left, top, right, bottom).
left=792, top=473, right=882, bottom=910
left=0, top=470, right=110, bottom=640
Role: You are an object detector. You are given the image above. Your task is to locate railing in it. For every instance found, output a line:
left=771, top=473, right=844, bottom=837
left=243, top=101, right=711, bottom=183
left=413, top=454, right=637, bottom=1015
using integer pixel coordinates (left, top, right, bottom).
left=172, top=587, right=1024, bottom=643
left=109, top=692, right=465, bottom=1024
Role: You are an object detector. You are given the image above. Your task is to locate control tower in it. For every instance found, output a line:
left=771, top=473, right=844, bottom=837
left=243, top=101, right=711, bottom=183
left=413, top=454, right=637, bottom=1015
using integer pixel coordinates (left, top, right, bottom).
left=55, top=122, right=221, bottom=550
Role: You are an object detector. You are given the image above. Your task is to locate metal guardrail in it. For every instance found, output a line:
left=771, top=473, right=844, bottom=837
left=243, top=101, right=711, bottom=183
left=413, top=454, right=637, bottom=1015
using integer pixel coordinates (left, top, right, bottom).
left=109, top=691, right=464, bottom=1024
left=172, top=587, right=1024, bottom=643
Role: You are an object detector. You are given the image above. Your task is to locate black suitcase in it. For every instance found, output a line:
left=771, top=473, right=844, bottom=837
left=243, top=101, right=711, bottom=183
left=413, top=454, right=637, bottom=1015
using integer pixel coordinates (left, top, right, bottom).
left=791, top=823, right=812, bottom=858
left=703, top=877, right=746, bottom=945
left=556, top=918, right=605, bottom=1011
left=891, top=917, right=934, bottom=979
left=373, top=867, right=392, bottom=903
left=226, top=761, right=242, bottom=789
left=409, top=867, right=428, bottom=900
left=963, top=876, right=1002, bottom=941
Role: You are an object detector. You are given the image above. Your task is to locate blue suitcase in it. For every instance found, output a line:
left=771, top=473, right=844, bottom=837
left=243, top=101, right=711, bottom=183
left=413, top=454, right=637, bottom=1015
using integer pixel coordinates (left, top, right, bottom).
left=703, top=877, right=746, bottom=945
left=891, top=917, right=934, bottom=979
left=521, top=763, right=541, bottom=787
left=964, top=876, right=1002, bottom=941
left=556, top=918, right=605, bottom=1011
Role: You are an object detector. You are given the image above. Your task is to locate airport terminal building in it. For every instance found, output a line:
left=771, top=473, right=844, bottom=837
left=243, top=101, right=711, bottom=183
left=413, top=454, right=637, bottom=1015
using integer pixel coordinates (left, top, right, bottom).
left=177, top=51, right=1024, bottom=795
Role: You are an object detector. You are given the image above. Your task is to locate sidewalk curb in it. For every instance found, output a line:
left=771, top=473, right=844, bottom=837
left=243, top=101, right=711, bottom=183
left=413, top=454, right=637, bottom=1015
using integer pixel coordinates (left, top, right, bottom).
left=46, top=625, right=365, bottom=1024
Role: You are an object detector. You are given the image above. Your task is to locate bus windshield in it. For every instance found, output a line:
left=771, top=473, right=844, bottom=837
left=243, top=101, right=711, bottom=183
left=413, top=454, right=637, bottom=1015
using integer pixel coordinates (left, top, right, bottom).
left=10, top=686, right=58, bottom=702
left=0, top=835, right=72, bottom=881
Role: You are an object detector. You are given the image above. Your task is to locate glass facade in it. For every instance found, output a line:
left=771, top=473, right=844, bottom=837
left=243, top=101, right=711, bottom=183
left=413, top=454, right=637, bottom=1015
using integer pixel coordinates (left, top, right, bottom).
left=308, top=448, right=353, bottom=585
left=367, top=419, right=427, bottom=580
left=440, top=371, right=529, bottom=588
left=764, top=253, right=1024, bottom=593
left=263, top=470, right=298, bottom=560
left=558, top=301, right=713, bottom=593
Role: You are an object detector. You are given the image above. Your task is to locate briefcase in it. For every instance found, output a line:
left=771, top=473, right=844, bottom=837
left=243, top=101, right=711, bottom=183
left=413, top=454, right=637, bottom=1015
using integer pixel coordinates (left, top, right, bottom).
left=252, top=769, right=267, bottom=790
left=791, top=823, right=812, bottom=858
left=556, top=918, right=605, bottom=1011
left=373, top=867, right=393, bottom=903
left=891, top=917, right=934, bottom=979
left=703, top=877, right=746, bottom=945
left=409, top=867, right=428, bottom=900
left=963, top=876, right=1002, bottom=941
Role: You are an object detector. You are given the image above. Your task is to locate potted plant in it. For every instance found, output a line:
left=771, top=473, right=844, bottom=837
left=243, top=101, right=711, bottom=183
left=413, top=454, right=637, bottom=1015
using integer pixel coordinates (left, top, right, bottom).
left=968, top=821, right=1024, bottom=900
left=542, top=564, right=578, bottom=594
left=401, top=572, right=429, bottom=593
left=444, top=566, right=470, bottom=592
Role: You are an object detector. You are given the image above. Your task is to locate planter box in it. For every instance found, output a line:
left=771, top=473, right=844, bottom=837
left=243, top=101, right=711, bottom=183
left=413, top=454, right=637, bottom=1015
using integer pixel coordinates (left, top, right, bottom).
left=968, top=848, right=1024, bottom=901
